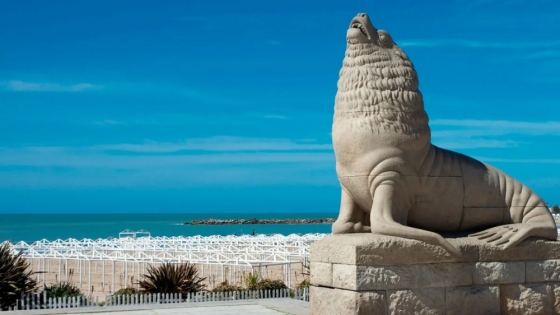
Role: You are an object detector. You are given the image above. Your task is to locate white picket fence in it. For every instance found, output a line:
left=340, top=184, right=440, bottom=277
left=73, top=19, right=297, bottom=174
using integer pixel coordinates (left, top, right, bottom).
left=7, top=288, right=309, bottom=311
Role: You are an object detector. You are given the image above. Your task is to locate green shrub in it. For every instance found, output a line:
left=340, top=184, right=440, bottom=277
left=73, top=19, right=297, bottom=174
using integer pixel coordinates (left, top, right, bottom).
left=0, top=242, right=40, bottom=311
left=256, top=279, right=287, bottom=291
left=212, top=280, right=243, bottom=293
left=296, top=279, right=310, bottom=289
left=113, top=287, right=141, bottom=295
left=43, top=282, right=84, bottom=299
left=139, top=262, right=206, bottom=294
left=243, top=272, right=261, bottom=290
left=106, top=287, right=143, bottom=305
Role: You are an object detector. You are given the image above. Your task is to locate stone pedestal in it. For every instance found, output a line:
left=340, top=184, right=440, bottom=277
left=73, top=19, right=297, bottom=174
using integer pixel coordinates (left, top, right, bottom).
left=309, top=234, right=560, bottom=315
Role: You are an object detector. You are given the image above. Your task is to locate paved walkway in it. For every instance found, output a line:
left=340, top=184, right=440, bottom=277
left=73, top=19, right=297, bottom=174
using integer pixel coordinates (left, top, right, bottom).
left=13, top=299, right=309, bottom=315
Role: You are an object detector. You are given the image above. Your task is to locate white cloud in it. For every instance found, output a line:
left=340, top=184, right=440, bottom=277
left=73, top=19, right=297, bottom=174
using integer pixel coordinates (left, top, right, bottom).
left=92, top=120, right=128, bottom=126
left=476, top=157, right=560, bottom=164
left=0, top=137, right=336, bottom=188
left=0, top=137, right=334, bottom=169
left=455, top=0, right=535, bottom=5
left=430, top=119, right=560, bottom=149
left=0, top=161, right=338, bottom=188
left=523, top=177, right=560, bottom=188
left=265, top=40, right=281, bottom=45
left=93, top=137, right=332, bottom=153
left=263, top=114, right=288, bottom=120
left=431, top=119, right=560, bottom=136
left=399, top=39, right=560, bottom=49
left=433, top=139, right=518, bottom=150
left=0, top=149, right=334, bottom=169
left=2, top=80, right=103, bottom=92
left=521, top=50, right=560, bottom=60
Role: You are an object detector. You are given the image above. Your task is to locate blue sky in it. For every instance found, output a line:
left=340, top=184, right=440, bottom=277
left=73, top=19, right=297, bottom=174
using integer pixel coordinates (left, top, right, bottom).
left=1, top=0, right=559, bottom=213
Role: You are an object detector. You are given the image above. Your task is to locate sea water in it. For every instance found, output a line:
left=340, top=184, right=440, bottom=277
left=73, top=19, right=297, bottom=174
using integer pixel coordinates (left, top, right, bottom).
left=4, top=213, right=556, bottom=243
left=0, top=213, right=337, bottom=243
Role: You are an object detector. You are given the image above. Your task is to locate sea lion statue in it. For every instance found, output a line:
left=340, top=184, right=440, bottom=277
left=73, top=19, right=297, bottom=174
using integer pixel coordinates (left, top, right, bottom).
left=331, top=13, right=557, bottom=256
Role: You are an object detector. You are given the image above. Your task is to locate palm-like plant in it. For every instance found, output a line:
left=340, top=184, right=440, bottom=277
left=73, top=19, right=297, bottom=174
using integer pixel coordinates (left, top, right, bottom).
left=0, top=242, right=40, bottom=310
left=139, top=262, right=206, bottom=294
left=243, top=272, right=261, bottom=290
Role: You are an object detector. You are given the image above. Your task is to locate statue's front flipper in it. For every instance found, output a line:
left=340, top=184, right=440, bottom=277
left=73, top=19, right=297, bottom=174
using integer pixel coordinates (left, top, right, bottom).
left=370, top=182, right=462, bottom=257
left=332, top=188, right=371, bottom=234
left=469, top=208, right=558, bottom=248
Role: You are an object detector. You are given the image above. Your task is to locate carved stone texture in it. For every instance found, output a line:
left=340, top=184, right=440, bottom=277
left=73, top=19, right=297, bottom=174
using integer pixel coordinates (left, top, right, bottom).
left=446, top=286, right=500, bottom=315
left=309, top=235, right=560, bottom=314
left=331, top=262, right=472, bottom=291
left=310, top=286, right=387, bottom=315
left=500, top=283, right=553, bottom=315
left=331, top=12, right=557, bottom=256
left=473, top=262, right=525, bottom=285
left=387, top=288, right=445, bottom=315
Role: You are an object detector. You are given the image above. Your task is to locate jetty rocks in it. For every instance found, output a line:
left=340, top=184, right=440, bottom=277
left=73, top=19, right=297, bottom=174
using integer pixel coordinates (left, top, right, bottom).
left=183, top=218, right=335, bottom=225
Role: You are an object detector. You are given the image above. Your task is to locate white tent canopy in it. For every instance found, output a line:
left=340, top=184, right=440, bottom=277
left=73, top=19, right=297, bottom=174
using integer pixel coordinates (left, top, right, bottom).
left=7, top=233, right=326, bottom=295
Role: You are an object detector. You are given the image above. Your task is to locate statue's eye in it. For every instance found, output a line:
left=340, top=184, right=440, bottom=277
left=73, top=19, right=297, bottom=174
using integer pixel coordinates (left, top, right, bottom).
left=379, top=33, right=390, bottom=45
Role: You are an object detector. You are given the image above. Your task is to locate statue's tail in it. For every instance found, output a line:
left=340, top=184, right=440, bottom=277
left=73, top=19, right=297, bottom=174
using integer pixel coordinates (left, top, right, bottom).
left=482, top=165, right=554, bottom=227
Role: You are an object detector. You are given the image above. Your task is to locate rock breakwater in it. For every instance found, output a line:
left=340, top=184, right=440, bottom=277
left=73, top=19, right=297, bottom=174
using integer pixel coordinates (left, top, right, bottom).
left=183, top=218, right=335, bottom=225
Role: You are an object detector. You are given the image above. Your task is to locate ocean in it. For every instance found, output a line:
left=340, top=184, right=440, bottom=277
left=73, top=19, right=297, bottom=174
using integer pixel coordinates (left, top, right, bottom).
left=0, top=213, right=337, bottom=243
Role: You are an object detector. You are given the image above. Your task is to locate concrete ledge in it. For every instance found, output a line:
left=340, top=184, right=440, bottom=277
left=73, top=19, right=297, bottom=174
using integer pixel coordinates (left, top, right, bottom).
left=310, top=234, right=560, bottom=265
left=310, top=235, right=560, bottom=314
left=310, top=234, right=479, bottom=265
left=479, top=238, right=560, bottom=262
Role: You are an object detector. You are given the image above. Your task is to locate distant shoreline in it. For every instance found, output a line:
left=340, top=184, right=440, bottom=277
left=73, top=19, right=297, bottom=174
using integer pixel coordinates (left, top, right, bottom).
left=184, top=218, right=336, bottom=225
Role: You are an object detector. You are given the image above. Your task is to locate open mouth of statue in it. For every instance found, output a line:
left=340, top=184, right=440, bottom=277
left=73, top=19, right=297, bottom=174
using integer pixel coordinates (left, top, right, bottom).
left=350, top=21, right=368, bottom=38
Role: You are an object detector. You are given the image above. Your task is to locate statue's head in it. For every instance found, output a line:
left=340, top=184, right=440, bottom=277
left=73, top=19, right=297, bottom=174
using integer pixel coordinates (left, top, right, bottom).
left=347, top=13, right=379, bottom=45
left=342, top=13, right=419, bottom=92
left=346, top=13, right=408, bottom=60
left=335, top=13, right=428, bottom=141
left=339, top=13, right=418, bottom=100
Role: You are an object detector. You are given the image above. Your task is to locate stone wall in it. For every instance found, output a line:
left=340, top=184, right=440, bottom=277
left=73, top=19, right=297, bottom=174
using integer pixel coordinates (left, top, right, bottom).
left=309, top=234, right=560, bottom=315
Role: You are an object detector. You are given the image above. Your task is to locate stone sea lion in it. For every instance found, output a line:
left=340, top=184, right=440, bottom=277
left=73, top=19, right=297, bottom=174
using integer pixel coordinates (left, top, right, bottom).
left=331, top=13, right=557, bottom=256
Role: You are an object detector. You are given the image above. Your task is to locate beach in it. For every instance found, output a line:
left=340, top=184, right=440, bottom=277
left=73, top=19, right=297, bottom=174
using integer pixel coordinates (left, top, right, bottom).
left=16, top=233, right=322, bottom=299
left=28, top=259, right=309, bottom=299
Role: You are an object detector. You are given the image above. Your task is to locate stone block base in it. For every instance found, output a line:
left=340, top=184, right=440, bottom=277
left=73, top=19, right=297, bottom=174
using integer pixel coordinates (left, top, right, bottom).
left=310, top=234, right=560, bottom=315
